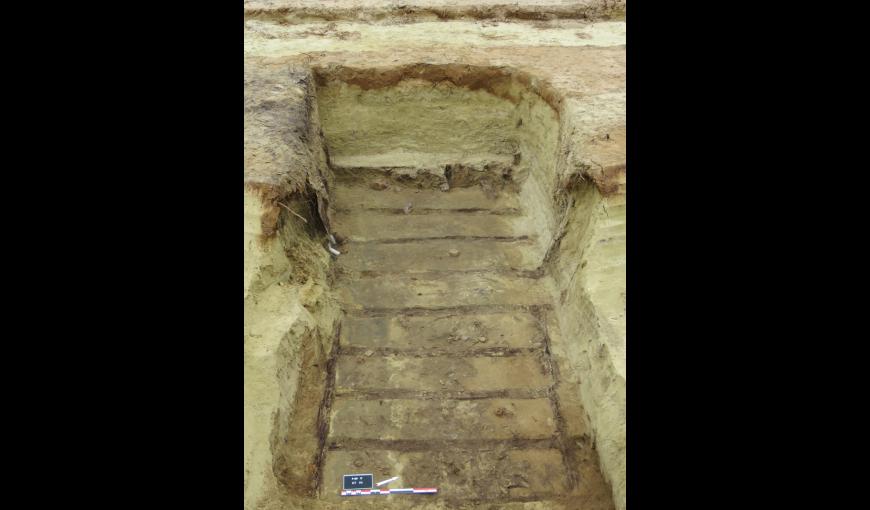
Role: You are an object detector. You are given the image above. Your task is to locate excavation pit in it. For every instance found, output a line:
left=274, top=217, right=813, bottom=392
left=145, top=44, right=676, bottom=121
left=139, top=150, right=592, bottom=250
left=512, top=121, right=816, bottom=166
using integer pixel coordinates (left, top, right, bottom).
left=245, top=64, right=625, bottom=510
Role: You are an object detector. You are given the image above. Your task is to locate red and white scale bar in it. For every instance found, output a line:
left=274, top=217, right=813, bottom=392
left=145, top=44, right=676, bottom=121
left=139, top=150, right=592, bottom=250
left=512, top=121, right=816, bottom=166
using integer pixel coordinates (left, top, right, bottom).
left=340, top=488, right=438, bottom=496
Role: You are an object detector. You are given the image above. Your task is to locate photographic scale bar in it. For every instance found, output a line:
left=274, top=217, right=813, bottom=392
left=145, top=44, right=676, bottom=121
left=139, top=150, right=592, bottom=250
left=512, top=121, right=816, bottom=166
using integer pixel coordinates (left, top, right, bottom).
left=340, top=488, right=438, bottom=496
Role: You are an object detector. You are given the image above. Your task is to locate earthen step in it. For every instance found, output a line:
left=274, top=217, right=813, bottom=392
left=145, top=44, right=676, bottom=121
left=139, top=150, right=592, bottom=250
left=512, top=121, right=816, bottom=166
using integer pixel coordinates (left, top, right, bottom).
left=594, top=222, right=626, bottom=243
left=597, top=205, right=626, bottom=229
left=336, top=272, right=552, bottom=309
left=329, top=398, right=557, bottom=441
left=322, top=448, right=568, bottom=502
left=337, top=238, right=538, bottom=272
left=332, top=211, right=526, bottom=242
left=333, top=185, right=521, bottom=212
left=330, top=151, right=514, bottom=172
left=602, top=202, right=626, bottom=219
left=336, top=355, right=550, bottom=394
left=589, top=237, right=626, bottom=269
left=592, top=232, right=625, bottom=251
left=340, top=311, right=544, bottom=351
left=585, top=264, right=625, bottom=283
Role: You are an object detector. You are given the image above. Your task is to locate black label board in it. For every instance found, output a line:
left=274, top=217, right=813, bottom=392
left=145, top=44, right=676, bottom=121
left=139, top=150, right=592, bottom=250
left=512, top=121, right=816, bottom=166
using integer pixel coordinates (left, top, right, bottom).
left=343, top=474, right=374, bottom=490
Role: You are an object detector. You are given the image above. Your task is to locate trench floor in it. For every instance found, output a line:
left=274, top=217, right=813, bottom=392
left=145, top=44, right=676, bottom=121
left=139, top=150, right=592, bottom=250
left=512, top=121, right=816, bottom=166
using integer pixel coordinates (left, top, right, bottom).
left=316, top=172, right=614, bottom=509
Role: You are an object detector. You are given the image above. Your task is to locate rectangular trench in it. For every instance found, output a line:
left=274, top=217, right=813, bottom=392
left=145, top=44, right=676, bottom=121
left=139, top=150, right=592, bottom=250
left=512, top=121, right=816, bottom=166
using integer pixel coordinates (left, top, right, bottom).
left=256, top=67, right=620, bottom=510
left=310, top=171, right=614, bottom=508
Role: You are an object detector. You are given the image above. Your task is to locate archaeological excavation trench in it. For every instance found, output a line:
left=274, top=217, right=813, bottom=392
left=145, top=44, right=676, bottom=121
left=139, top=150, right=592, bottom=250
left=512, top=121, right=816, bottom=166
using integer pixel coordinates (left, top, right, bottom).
left=244, top=65, right=626, bottom=510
